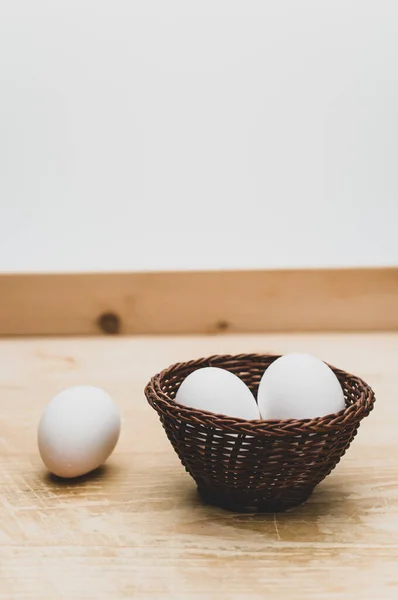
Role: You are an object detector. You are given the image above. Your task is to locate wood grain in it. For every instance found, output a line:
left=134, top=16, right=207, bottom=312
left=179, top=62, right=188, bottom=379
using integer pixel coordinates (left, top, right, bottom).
left=1, top=268, right=398, bottom=336
left=0, top=332, right=397, bottom=599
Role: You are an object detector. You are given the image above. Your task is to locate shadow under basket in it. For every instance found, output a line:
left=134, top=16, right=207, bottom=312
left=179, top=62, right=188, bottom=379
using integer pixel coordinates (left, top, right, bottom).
left=145, top=354, right=375, bottom=513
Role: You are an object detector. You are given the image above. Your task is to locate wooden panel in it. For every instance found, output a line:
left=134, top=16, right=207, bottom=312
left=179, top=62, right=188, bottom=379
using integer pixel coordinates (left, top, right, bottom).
left=0, top=268, right=397, bottom=336
left=0, top=332, right=397, bottom=599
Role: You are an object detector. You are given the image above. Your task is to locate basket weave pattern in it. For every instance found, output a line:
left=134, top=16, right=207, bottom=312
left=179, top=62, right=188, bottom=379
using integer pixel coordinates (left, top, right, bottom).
left=145, top=354, right=375, bottom=512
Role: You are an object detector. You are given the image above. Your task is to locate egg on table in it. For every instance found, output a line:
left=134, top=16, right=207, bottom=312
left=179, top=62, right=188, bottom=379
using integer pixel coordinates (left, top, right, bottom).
left=257, top=353, right=346, bottom=420
left=175, top=366, right=260, bottom=420
left=38, top=385, right=121, bottom=478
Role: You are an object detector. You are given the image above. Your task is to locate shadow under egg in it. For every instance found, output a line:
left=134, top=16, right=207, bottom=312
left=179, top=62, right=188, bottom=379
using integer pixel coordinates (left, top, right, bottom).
left=43, top=463, right=113, bottom=487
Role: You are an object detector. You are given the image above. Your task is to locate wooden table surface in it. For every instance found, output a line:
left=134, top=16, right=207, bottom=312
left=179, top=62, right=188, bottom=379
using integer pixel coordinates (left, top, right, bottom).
left=1, top=333, right=397, bottom=599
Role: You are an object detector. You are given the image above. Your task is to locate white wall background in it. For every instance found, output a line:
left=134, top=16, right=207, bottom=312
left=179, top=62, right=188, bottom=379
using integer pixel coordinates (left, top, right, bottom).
left=0, top=0, right=397, bottom=273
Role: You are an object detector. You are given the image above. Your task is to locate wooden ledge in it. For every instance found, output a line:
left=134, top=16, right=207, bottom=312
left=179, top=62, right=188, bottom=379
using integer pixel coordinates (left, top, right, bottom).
left=0, top=268, right=397, bottom=336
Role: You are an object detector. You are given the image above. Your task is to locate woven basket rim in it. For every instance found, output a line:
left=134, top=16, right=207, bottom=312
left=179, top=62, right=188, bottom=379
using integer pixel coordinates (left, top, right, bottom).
left=145, top=353, right=375, bottom=435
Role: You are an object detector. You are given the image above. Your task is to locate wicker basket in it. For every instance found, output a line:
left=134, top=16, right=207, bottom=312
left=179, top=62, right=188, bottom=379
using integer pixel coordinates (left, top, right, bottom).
left=145, top=354, right=375, bottom=513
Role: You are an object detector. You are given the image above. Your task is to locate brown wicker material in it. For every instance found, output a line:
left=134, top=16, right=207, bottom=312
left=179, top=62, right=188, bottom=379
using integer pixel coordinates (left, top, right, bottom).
left=145, top=354, right=375, bottom=513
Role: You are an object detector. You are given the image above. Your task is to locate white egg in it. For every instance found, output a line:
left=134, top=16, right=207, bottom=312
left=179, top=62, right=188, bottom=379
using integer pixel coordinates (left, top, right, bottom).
left=175, top=367, right=260, bottom=420
left=257, top=353, right=346, bottom=420
left=38, top=385, right=121, bottom=478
